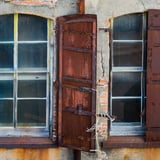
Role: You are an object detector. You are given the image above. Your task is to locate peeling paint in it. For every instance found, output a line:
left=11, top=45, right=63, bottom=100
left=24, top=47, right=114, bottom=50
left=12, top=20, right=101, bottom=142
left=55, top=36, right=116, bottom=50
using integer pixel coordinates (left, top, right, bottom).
left=0, top=148, right=60, bottom=160
left=0, top=148, right=74, bottom=160
left=104, top=148, right=160, bottom=160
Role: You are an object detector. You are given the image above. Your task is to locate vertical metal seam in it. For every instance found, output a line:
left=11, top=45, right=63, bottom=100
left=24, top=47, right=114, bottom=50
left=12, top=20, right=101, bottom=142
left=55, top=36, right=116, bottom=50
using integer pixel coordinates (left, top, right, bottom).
left=91, top=18, right=97, bottom=149
left=14, top=13, right=18, bottom=128
left=47, top=19, right=53, bottom=134
left=58, top=19, right=63, bottom=144
left=110, top=18, right=113, bottom=132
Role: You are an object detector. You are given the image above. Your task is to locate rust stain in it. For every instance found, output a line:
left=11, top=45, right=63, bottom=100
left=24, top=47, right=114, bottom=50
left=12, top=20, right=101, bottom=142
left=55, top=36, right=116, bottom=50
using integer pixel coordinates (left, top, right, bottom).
left=124, top=155, right=129, bottom=160
left=78, top=0, right=85, bottom=14
left=108, top=148, right=160, bottom=160
left=0, top=148, right=61, bottom=160
left=142, top=148, right=160, bottom=160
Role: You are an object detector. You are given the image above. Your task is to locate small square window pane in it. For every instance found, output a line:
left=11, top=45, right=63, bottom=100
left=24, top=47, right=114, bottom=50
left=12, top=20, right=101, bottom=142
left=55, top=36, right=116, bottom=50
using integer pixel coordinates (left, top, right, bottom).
left=112, top=99, right=141, bottom=122
left=113, top=14, right=142, bottom=40
left=17, top=100, right=46, bottom=127
left=0, top=44, right=13, bottom=69
left=0, top=15, right=13, bottom=41
left=0, top=100, right=13, bottom=126
left=18, top=14, right=47, bottom=41
left=18, top=80, right=46, bottom=98
left=112, top=72, right=141, bottom=96
left=18, top=44, right=47, bottom=68
left=0, top=80, right=13, bottom=98
left=113, top=42, right=142, bottom=67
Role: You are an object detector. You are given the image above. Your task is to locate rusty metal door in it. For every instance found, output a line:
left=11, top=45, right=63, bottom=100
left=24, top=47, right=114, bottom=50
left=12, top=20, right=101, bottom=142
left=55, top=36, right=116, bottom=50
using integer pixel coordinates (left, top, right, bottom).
left=146, top=10, right=160, bottom=141
left=57, top=14, right=96, bottom=151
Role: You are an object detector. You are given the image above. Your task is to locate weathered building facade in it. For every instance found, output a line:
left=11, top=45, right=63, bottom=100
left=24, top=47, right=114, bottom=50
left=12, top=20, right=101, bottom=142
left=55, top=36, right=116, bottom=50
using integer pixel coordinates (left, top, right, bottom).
left=0, top=0, right=160, bottom=160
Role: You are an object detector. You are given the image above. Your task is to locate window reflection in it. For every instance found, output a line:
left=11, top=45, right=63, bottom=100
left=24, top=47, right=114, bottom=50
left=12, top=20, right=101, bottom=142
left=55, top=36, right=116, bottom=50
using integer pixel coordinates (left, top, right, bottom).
left=113, top=14, right=143, bottom=40
left=18, top=44, right=47, bottom=68
left=0, top=44, right=13, bottom=69
left=18, top=14, right=47, bottom=41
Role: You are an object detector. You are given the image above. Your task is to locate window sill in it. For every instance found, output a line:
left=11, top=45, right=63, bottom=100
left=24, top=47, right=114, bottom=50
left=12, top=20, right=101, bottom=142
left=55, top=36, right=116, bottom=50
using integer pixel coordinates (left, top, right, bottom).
left=0, top=137, right=56, bottom=148
left=102, top=136, right=160, bottom=149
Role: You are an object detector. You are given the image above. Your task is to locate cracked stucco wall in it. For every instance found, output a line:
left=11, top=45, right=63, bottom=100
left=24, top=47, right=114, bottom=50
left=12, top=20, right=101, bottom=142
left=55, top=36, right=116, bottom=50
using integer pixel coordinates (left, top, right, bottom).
left=0, top=0, right=78, bottom=18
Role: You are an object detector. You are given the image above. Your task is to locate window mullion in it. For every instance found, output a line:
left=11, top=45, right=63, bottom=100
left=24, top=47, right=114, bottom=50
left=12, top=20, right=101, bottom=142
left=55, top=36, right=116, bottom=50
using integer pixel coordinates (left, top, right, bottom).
left=47, top=19, right=51, bottom=130
left=141, top=13, right=147, bottom=126
left=13, top=13, right=18, bottom=128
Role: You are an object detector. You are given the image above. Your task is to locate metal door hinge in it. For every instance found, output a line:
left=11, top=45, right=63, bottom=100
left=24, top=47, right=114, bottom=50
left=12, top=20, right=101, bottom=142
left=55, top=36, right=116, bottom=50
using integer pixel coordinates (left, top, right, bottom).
left=86, top=124, right=96, bottom=133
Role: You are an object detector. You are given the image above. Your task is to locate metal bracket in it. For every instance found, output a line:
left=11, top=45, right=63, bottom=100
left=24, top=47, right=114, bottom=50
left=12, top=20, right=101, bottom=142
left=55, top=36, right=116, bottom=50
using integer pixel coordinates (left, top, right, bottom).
left=97, top=113, right=116, bottom=122
left=99, top=27, right=110, bottom=32
left=86, top=112, right=116, bottom=132
left=86, top=124, right=96, bottom=132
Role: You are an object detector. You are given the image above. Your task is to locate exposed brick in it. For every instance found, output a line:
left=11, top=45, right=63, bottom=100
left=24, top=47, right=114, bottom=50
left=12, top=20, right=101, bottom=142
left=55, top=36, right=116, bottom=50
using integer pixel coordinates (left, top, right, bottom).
left=99, top=83, right=108, bottom=112
left=97, top=121, right=108, bottom=138
left=97, top=78, right=108, bottom=85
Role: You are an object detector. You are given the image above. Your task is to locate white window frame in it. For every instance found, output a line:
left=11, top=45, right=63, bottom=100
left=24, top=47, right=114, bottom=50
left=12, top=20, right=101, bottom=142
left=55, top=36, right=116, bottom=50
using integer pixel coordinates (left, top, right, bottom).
left=0, top=13, right=52, bottom=137
left=110, top=13, right=146, bottom=135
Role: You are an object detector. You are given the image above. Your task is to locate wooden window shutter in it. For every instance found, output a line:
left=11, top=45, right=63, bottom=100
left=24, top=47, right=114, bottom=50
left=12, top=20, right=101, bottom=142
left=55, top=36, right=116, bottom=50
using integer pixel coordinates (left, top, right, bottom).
left=57, top=14, right=97, bottom=151
left=146, top=10, right=160, bottom=141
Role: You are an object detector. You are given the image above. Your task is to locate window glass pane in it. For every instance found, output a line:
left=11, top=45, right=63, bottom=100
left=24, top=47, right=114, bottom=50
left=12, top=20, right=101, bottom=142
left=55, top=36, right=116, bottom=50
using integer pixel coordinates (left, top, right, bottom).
left=0, top=100, right=13, bottom=126
left=18, top=80, right=46, bottom=98
left=112, top=72, right=141, bottom=96
left=0, top=15, right=13, bottom=41
left=17, top=100, right=46, bottom=127
left=18, top=14, right=47, bottom=41
left=112, top=99, right=141, bottom=122
left=0, top=80, right=13, bottom=98
left=113, top=14, right=142, bottom=40
left=18, top=44, right=47, bottom=68
left=0, top=44, right=13, bottom=69
left=113, top=42, right=142, bottom=67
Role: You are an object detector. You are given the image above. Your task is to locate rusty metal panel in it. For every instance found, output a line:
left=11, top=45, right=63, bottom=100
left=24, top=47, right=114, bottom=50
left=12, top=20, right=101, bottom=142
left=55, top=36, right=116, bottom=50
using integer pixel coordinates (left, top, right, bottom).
left=146, top=130, right=160, bottom=141
left=62, top=112, right=91, bottom=150
left=57, top=14, right=96, bottom=151
left=146, top=10, right=160, bottom=141
left=148, top=10, right=160, bottom=29
left=147, top=30, right=160, bottom=82
left=78, top=0, right=85, bottom=14
left=62, top=86, right=92, bottom=112
left=62, top=50, right=92, bottom=80
left=146, top=84, right=160, bottom=128
left=147, top=47, right=160, bottom=82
